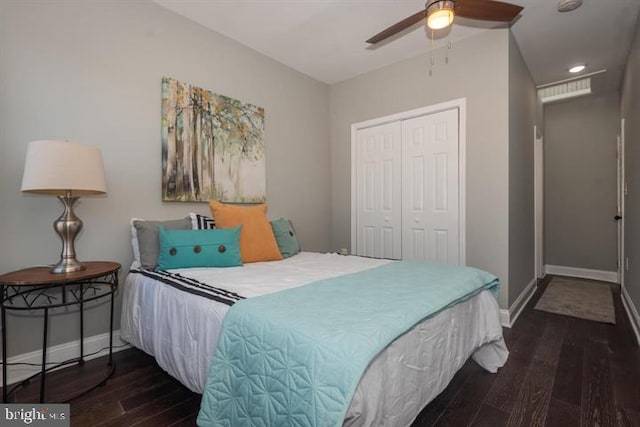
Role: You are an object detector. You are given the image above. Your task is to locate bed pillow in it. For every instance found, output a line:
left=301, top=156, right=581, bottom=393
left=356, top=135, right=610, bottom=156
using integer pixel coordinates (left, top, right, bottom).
left=209, top=201, right=283, bottom=263
left=157, top=226, right=243, bottom=270
left=270, top=218, right=300, bottom=258
left=190, top=212, right=215, bottom=230
left=132, top=217, right=192, bottom=269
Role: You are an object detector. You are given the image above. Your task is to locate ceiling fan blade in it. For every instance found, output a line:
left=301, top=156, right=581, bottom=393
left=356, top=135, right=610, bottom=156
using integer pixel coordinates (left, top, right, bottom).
left=366, top=9, right=427, bottom=44
left=455, top=0, right=523, bottom=22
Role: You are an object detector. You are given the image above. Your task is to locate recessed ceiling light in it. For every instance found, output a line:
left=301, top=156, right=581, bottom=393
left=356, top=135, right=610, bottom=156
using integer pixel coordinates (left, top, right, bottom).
left=558, top=0, right=583, bottom=12
left=569, top=64, right=586, bottom=73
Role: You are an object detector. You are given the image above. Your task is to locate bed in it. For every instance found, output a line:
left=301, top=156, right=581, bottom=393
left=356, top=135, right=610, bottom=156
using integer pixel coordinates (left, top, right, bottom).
left=120, top=251, right=508, bottom=427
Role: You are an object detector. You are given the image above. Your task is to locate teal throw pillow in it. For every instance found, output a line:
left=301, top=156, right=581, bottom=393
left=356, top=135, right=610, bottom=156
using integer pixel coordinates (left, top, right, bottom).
left=157, top=226, right=243, bottom=270
left=270, top=218, right=300, bottom=258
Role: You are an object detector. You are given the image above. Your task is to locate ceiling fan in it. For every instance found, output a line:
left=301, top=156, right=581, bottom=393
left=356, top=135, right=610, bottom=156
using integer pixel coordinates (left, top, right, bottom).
left=366, top=0, right=524, bottom=44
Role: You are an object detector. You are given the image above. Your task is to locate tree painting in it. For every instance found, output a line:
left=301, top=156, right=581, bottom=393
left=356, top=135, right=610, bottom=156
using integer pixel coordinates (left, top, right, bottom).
left=161, top=77, right=266, bottom=203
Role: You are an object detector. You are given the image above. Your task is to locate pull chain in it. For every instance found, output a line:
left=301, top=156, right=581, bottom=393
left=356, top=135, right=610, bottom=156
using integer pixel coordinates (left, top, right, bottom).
left=429, top=29, right=434, bottom=76
left=445, top=41, right=452, bottom=64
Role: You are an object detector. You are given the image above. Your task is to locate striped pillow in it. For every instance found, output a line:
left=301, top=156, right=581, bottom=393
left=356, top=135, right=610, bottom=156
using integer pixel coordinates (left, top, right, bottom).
left=190, top=212, right=215, bottom=230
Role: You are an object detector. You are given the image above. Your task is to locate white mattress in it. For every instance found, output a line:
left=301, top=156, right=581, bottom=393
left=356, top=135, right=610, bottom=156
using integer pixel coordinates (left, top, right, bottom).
left=120, top=252, right=508, bottom=426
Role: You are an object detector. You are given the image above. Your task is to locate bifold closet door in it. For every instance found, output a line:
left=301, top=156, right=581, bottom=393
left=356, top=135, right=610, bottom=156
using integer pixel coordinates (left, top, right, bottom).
left=401, top=109, right=459, bottom=264
left=355, top=122, right=402, bottom=259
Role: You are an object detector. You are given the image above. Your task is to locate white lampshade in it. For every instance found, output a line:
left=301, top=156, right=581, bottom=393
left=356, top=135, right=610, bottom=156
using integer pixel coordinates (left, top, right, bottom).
left=21, top=140, right=107, bottom=196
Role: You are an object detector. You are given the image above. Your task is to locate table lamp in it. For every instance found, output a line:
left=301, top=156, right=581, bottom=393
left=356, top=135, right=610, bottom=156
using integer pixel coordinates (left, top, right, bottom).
left=21, top=140, right=107, bottom=274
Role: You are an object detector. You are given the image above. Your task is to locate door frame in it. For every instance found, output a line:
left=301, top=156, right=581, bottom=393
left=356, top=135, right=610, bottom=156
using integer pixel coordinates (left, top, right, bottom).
left=618, top=118, right=626, bottom=286
left=534, top=125, right=544, bottom=279
left=350, top=98, right=467, bottom=265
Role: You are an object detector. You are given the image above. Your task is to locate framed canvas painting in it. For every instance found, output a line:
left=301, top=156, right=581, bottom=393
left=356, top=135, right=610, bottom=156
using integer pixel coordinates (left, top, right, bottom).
left=161, top=76, right=266, bottom=203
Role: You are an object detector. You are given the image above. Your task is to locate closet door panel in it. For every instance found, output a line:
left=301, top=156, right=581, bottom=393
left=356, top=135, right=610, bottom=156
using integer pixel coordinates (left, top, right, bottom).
left=355, top=122, right=402, bottom=259
left=401, top=109, right=459, bottom=264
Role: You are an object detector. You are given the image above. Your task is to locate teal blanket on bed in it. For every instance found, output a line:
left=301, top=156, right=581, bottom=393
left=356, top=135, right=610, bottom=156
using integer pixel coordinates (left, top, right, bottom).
left=197, top=260, right=499, bottom=427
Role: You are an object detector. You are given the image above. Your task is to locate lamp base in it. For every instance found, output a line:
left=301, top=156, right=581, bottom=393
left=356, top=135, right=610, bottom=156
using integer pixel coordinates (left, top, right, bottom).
left=51, top=258, right=86, bottom=274
left=51, top=192, right=85, bottom=275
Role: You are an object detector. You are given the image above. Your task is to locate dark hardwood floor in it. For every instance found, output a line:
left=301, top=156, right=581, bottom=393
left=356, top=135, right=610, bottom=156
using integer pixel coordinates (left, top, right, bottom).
left=4, top=275, right=640, bottom=426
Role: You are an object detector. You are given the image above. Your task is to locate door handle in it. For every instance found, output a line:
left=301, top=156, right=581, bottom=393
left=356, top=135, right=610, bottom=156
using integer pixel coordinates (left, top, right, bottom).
left=614, top=215, right=623, bottom=221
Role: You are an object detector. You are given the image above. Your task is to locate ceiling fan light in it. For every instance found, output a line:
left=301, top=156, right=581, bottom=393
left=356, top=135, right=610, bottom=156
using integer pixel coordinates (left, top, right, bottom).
left=426, top=1, right=455, bottom=30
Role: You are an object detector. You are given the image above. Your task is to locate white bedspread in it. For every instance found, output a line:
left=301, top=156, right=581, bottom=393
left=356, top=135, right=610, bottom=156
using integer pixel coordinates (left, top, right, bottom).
left=120, top=252, right=507, bottom=427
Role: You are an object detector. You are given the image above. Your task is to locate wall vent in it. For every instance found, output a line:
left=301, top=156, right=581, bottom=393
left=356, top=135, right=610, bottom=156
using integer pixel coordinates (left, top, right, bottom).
left=538, top=78, right=591, bottom=104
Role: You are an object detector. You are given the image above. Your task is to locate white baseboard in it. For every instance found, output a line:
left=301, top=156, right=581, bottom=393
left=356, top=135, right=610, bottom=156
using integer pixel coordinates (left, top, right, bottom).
left=1, top=330, right=130, bottom=386
left=500, top=310, right=510, bottom=327
left=500, top=277, right=537, bottom=328
left=544, top=264, right=619, bottom=283
left=621, top=286, right=640, bottom=346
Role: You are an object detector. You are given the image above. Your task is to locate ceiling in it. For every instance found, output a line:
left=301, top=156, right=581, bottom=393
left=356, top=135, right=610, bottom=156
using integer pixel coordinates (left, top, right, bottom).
left=154, top=0, right=640, bottom=91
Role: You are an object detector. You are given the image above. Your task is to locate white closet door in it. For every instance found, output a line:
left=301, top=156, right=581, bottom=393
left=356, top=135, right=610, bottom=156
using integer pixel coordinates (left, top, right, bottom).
left=355, top=122, right=402, bottom=259
left=401, top=109, right=459, bottom=264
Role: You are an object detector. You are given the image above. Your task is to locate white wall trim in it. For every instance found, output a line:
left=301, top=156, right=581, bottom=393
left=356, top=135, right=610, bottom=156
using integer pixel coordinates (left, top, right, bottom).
left=621, top=286, right=640, bottom=346
left=499, top=310, right=510, bottom=327
left=500, top=278, right=537, bottom=328
left=544, top=264, right=619, bottom=283
left=618, top=118, right=626, bottom=288
left=458, top=99, right=467, bottom=267
left=534, top=125, right=544, bottom=279
left=350, top=122, right=357, bottom=255
left=350, top=97, right=467, bottom=265
left=1, top=330, right=130, bottom=386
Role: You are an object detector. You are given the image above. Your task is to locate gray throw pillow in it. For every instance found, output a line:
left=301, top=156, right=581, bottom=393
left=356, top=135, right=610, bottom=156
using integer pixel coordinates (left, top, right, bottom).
left=133, top=218, right=192, bottom=269
left=270, top=218, right=301, bottom=258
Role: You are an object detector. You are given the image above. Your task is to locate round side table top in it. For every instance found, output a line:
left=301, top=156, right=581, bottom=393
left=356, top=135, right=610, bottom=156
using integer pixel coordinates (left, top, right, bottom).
left=0, top=262, right=121, bottom=286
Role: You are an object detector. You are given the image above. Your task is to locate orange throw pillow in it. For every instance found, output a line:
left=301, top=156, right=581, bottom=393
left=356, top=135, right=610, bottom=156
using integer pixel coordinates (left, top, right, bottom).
left=209, top=201, right=283, bottom=263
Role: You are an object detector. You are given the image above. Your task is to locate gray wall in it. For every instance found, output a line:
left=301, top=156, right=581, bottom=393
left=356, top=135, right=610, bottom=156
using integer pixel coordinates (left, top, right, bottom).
left=0, top=1, right=330, bottom=357
left=329, top=29, right=512, bottom=307
left=543, top=94, right=619, bottom=272
left=507, top=32, right=538, bottom=306
left=621, top=17, right=640, bottom=317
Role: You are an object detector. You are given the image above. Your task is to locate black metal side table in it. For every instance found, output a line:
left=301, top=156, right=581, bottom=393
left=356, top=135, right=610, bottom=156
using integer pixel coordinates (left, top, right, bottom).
left=0, top=261, right=121, bottom=403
